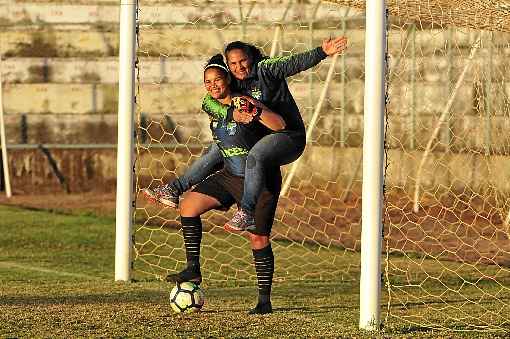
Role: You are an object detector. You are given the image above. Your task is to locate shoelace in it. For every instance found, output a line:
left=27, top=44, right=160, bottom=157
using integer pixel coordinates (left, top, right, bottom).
left=155, top=185, right=174, bottom=196
left=232, top=211, right=247, bottom=223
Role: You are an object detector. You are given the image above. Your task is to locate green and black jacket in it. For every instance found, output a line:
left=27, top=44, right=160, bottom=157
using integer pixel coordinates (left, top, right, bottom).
left=202, top=46, right=328, bottom=135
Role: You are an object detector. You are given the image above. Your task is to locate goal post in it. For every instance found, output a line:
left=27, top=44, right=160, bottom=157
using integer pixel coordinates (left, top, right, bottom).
left=115, top=0, right=137, bottom=282
left=0, top=54, right=12, bottom=198
left=359, top=0, right=386, bottom=331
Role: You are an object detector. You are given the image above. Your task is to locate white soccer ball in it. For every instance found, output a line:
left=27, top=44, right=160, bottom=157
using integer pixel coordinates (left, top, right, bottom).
left=169, top=282, right=205, bottom=313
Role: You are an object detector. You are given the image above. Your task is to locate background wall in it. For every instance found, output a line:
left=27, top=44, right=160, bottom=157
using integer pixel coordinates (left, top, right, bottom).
left=1, top=0, right=509, bottom=194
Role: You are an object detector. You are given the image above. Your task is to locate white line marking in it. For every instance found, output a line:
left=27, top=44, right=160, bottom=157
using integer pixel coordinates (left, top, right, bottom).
left=0, top=261, right=98, bottom=280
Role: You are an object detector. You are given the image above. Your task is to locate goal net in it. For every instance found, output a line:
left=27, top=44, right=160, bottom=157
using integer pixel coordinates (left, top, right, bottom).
left=368, top=0, right=509, bottom=332
left=132, top=0, right=510, bottom=332
left=133, top=0, right=362, bottom=284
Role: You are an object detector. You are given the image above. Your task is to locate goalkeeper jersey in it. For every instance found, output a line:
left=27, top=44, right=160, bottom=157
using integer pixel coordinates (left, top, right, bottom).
left=204, top=97, right=269, bottom=177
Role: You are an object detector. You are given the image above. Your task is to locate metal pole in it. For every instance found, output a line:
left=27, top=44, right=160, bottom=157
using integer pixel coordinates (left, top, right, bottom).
left=413, top=36, right=481, bottom=212
left=115, top=0, right=137, bottom=282
left=445, top=27, right=453, bottom=150
left=238, top=0, right=255, bottom=41
left=0, top=55, right=12, bottom=198
left=359, top=0, right=386, bottom=331
left=308, top=1, right=321, bottom=118
left=269, top=1, right=293, bottom=57
left=281, top=54, right=339, bottom=196
left=340, top=9, right=350, bottom=147
left=410, top=24, right=416, bottom=150
left=484, top=32, right=493, bottom=155
left=238, top=0, right=245, bottom=40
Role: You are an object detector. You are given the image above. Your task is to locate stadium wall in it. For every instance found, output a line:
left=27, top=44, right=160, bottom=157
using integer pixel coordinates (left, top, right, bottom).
left=4, top=147, right=510, bottom=195
left=1, top=1, right=509, bottom=193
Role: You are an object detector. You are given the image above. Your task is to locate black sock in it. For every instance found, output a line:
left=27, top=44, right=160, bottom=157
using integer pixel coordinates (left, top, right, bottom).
left=181, top=216, right=202, bottom=272
left=252, top=244, right=274, bottom=304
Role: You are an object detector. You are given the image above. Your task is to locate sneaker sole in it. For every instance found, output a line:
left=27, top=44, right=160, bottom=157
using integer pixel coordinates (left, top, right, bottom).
left=142, top=189, right=178, bottom=209
left=223, top=223, right=245, bottom=233
left=159, top=197, right=178, bottom=209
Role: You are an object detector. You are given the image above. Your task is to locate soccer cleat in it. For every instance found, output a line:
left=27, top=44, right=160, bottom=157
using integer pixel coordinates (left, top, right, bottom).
left=142, top=185, right=180, bottom=208
left=248, top=302, right=273, bottom=315
left=165, top=267, right=202, bottom=285
left=224, top=209, right=256, bottom=232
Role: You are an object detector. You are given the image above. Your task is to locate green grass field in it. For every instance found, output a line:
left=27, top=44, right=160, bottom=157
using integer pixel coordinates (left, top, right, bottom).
left=0, top=204, right=507, bottom=338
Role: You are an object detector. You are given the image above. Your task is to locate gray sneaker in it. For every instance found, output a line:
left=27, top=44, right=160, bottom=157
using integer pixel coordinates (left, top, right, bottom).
left=142, top=185, right=179, bottom=208
left=224, top=209, right=256, bottom=232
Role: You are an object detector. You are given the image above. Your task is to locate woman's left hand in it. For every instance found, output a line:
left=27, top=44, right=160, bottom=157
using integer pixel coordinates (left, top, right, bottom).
left=233, top=108, right=254, bottom=124
left=322, top=36, right=348, bottom=56
left=240, top=95, right=269, bottom=115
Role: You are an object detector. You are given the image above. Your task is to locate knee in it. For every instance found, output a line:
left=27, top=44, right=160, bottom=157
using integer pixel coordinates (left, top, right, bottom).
left=179, top=198, right=199, bottom=217
left=247, top=146, right=267, bottom=160
left=246, top=150, right=268, bottom=170
left=249, top=234, right=270, bottom=250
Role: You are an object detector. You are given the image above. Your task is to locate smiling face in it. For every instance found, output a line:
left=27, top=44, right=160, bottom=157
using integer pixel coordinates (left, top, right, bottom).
left=203, top=68, right=230, bottom=100
left=226, top=48, right=252, bottom=80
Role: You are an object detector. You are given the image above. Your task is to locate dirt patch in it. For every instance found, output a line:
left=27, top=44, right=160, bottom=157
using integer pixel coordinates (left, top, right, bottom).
left=0, top=192, right=116, bottom=217
left=1, top=185, right=509, bottom=266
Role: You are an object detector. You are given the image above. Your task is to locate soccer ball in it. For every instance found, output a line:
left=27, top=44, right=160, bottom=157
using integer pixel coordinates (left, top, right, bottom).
left=169, top=282, right=205, bottom=313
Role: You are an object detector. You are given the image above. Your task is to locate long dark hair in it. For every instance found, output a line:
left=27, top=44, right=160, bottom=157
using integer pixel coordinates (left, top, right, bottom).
left=224, top=41, right=267, bottom=64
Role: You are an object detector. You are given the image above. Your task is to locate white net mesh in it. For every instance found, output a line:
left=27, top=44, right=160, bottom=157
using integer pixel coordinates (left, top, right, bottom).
left=380, top=7, right=510, bottom=332
left=133, top=0, right=363, bottom=283
left=132, top=0, right=510, bottom=332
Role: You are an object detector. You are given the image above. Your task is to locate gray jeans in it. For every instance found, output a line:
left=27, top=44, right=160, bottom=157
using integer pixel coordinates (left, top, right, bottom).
left=170, top=131, right=306, bottom=215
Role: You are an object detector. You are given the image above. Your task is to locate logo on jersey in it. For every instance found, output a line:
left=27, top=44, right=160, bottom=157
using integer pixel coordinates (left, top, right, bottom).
left=250, top=87, right=262, bottom=100
left=226, top=122, right=237, bottom=136
left=220, top=147, right=249, bottom=158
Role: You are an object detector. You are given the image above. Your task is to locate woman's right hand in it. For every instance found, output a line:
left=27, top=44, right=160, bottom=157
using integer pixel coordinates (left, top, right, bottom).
left=233, top=108, right=254, bottom=124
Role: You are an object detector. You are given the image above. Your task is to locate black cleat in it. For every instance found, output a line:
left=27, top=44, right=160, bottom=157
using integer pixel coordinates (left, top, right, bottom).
left=165, top=267, right=202, bottom=285
left=248, top=302, right=272, bottom=315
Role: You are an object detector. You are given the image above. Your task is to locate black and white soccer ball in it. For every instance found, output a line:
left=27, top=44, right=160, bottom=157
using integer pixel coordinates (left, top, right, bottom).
left=169, top=282, right=205, bottom=313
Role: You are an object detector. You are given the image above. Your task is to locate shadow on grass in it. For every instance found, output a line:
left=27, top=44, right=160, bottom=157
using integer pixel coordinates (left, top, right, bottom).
left=275, top=303, right=357, bottom=313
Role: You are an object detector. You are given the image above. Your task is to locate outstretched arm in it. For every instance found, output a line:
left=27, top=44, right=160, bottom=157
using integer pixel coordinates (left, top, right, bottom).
left=259, top=36, right=348, bottom=79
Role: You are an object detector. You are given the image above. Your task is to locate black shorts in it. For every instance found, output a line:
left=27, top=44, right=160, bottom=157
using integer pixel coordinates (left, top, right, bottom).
left=192, top=169, right=282, bottom=236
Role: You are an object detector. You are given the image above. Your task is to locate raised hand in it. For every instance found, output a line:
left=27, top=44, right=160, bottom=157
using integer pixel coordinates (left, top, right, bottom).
left=321, top=36, right=348, bottom=56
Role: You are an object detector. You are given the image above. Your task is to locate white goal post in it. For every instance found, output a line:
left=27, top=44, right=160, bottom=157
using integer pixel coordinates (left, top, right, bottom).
left=359, top=0, right=386, bottom=331
left=0, top=54, right=12, bottom=198
left=115, top=0, right=137, bottom=282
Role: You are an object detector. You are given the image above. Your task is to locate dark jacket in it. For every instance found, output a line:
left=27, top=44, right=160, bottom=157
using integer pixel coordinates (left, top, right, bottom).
left=203, top=46, right=328, bottom=135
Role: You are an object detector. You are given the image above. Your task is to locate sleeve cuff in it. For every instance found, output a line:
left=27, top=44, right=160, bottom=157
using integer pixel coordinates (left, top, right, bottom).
left=316, top=46, right=328, bottom=59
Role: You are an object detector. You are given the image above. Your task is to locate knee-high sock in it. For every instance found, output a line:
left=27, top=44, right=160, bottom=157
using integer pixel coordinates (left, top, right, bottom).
left=252, top=244, right=274, bottom=304
left=181, top=216, right=202, bottom=270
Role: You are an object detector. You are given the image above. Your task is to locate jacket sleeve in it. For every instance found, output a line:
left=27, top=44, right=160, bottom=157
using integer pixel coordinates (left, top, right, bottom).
left=258, top=46, right=328, bottom=80
left=202, top=94, right=232, bottom=120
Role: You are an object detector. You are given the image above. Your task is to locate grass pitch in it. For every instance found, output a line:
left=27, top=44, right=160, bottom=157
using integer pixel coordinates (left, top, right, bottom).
left=0, top=205, right=507, bottom=338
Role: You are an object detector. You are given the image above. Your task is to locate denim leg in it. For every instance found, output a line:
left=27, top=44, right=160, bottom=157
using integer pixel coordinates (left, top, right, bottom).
left=169, top=143, right=223, bottom=195
left=241, top=132, right=306, bottom=214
